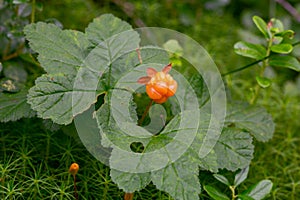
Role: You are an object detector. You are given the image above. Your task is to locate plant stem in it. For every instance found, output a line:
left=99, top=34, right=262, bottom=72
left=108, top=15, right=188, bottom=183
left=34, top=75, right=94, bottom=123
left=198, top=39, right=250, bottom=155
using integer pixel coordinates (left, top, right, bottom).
left=31, top=0, right=36, bottom=23
left=124, top=193, right=134, bottom=200
left=138, top=99, right=153, bottom=126
left=73, top=175, right=78, bottom=200
left=229, top=185, right=237, bottom=200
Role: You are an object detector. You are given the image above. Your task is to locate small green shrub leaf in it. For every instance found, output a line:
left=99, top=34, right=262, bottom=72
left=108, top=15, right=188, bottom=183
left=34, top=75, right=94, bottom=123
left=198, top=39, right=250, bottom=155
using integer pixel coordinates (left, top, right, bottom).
left=269, top=55, right=300, bottom=72
left=213, top=174, right=230, bottom=186
left=0, top=89, right=35, bottom=122
left=252, top=16, right=269, bottom=39
left=110, top=169, right=151, bottom=193
left=234, top=41, right=266, bottom=60
left=238, top=194, right=255, bottom=200
left=256, top=76, right=271, bottom=88
left=270, top=43, right=293, bottom=54
left=274, top=30, right=295, bottom=39
left=225, top=103, right=275, bottom=142
left=234, top=166, right=249, bottom=187
left=204, top=185, right=230, bottom=200
left=243, top=180, right=273, bottom=200
left=214, top=128, right=254, bottom=171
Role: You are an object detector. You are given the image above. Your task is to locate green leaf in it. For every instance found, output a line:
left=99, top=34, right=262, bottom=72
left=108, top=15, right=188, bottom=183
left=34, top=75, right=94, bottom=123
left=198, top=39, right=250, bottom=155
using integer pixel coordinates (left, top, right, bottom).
left=234, top=166, right=249, bottom=187
left=151, top=150, right=201, bottom=200
left=204, top=185, right=230, bottom=200
left=270, top=43, right=293, bottom=54
left=25, top=14, right=142, bottom=125
left=234, top=41, right=266, bottom=60
left=27, top=74, right=78, bottom=125
left=256, top=76, right=271, bottom=88
left=110, top=169, right=151, bottom=193
left=214, top=128, right=254, bottom=171
left=24, top=22, right=91, bottom=75
left=238, top=194, right=255, bottom=200
left=274, top=30, right=295, bottom=39
left=0, top=89, right=35, bottom=122
left=85, top=14, right=133, bottom=45
left=252, top=16, right=269, bottom=39
left=243, top=180, right=273, bottom=200
left=269, top=18, right=284, bottom=33
left=225, top=103, right=275, bottom=142
left=269, top=55, right=300, bottom=72
left=213, top=174, right=230, bottom=186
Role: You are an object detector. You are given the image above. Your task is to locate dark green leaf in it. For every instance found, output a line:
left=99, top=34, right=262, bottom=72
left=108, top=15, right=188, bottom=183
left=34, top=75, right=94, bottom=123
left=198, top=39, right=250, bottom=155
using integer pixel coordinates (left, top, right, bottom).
left=213, top=174, right=230, bottom=186
left=27, top=74, right=78, bottom=125
left=0, top=62, right=3, bottom=73
left=225, top=103, right=275, bottom=142
left=256, top=76, right=271, bottom=88
left=269, top=55, right=300, bottom=72
left=234, top=41, right=266, bottom=60
left=0, top=89, right=35, bottom=122
left=151, top=150, right=201, bottom=200
left=85, top=14, right=133, bottom=45
left=274, top=30, right=295, bottom=39
left=24, top=22, right=91, bottom=75
left=25, top=14, right=142, bottom=125
left=270, top=43, right=293, bottom=54
left=243, top=180, right=273, bottom=200
left=252, top=16, right=269, bottom=39
left=234, top=166, right=249, bottom=187
left=204, top=185, right=230, bottom=200
left=214, top=128, right=254, bottom=171
left=238, top=194, right=255, bottom=200
left=110, top=169, right=151, bottom=193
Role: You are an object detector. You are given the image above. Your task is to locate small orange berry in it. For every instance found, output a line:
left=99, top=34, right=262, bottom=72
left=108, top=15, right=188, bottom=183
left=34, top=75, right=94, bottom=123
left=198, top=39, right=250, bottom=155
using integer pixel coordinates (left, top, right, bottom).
left=69, top=163, right=79, bottom=176
left=137, top=63, right=177, bottom=104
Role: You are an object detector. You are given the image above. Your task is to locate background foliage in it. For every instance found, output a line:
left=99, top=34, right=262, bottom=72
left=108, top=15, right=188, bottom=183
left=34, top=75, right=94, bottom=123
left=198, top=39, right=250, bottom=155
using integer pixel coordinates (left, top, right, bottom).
left=1, top=0, right=300, bottom=199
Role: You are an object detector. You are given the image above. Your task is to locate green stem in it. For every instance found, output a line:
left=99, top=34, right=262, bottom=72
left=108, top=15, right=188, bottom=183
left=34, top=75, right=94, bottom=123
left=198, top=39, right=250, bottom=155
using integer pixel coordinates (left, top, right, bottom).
left=229, top=185, right=236, bottom=200
left=138, top=99, right=153, bottom=126
left=221, top=56, right=270, bottom=77
left=31, top=0, right=36, bottom=23
left=250, top=35, right=273, bottom=104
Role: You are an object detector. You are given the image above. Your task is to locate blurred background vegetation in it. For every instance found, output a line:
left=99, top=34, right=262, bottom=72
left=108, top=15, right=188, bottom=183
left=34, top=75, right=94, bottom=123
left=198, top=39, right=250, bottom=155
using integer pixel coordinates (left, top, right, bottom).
left=1, top=0, right=300, bottom=199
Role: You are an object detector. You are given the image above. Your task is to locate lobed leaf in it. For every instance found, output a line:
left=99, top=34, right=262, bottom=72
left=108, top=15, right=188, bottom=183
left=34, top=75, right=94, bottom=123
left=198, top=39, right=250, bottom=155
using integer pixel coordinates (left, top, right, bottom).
left=234, top=41, right=266, bottom=60
left=151, top=150, right=201, bottom=200
left=214, top=128, right=254, bottom=171
left=24, top=22, right=91, bottom=75
left=225, top=103, right=275, bottom=142
left=0, top=89, right=35, bottom=122
left=110, top=169, right=151, bottom=193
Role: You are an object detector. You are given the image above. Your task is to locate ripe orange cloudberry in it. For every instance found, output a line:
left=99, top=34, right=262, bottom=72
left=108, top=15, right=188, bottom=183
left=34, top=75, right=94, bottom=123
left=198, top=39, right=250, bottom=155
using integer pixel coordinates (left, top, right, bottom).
left=137, top=63, right=177, bottom=103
